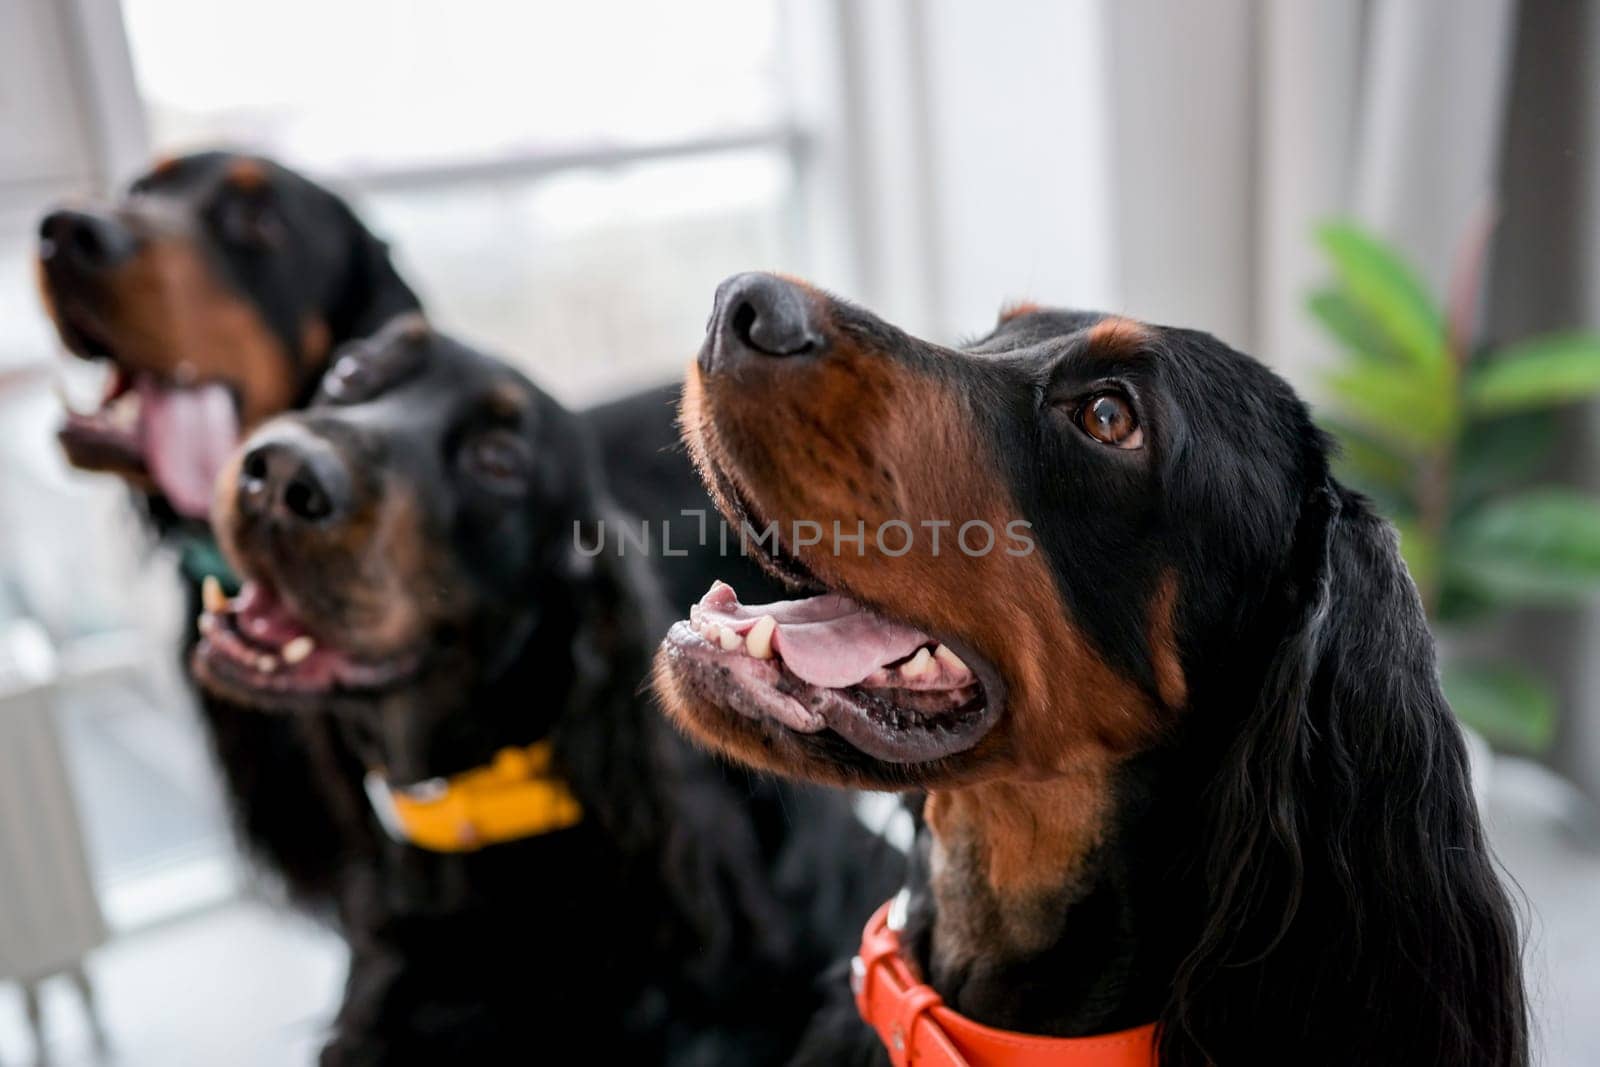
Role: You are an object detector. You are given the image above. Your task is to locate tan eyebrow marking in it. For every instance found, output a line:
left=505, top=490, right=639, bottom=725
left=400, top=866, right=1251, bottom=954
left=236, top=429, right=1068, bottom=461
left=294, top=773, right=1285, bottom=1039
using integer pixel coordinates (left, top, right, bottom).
left=226, top=157, right=269, bottom=190
left=486, top=382, right=529, bottom=419
left=1085, top=316, right=1151, bottom=352
left=998, top=301, right=1042, bottom=324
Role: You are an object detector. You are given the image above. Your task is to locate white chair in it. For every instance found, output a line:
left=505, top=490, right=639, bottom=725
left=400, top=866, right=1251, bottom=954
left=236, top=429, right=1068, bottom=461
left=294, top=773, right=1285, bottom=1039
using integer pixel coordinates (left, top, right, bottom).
left=0, top=620, right=108, bottom=1062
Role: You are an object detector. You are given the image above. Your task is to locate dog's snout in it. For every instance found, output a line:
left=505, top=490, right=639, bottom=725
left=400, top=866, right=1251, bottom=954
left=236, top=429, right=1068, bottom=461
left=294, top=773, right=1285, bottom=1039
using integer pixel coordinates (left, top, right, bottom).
left=703, top=273, right=821, bottom=371
left=38, top=210, right=137, bottom=272
left=238, top=435, right=351, bottom=525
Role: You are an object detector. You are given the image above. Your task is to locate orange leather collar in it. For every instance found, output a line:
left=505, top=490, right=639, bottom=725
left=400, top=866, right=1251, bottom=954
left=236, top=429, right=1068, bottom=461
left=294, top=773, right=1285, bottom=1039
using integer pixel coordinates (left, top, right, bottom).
left=852, top=896, right=1159, bottom=1067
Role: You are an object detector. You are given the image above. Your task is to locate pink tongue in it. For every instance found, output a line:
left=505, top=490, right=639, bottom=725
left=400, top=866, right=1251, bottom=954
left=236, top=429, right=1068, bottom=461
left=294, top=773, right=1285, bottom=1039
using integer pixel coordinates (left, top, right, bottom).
left=138, top=378, right=239, bottom=519
left=693, top=581, right=930, bottom=688
left=233, top=582, right=311, bottom=646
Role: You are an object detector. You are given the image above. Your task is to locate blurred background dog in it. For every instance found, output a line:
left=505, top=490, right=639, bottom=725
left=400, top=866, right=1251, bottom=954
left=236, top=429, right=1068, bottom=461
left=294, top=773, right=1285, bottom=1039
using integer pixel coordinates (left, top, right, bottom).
left=38, top=151, right=419, bottom=920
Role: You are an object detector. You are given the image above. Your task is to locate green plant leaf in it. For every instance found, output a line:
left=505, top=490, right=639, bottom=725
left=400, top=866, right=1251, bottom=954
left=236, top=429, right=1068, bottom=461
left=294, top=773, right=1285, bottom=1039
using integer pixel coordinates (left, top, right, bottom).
left=1308, top=288, right=1396, bottom=362
left=1323, top=350, right=1455, bottom=450
left=1315, top=222, right=1450, bottom=378
left=1454, top=412, right=1557, bottom=507
left=1466, top=333, right=1600, bottom=414
left=1441, top=661, right=1557, bottom=752
left=1446, top=489, right=1600, bottom=604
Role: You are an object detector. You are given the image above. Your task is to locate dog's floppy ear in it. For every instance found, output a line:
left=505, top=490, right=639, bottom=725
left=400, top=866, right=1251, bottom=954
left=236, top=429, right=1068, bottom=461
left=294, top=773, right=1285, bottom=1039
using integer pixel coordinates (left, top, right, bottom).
left=326, top=198, right=422, bottom=343
left=1166, top=482, right=1527, bottom=1066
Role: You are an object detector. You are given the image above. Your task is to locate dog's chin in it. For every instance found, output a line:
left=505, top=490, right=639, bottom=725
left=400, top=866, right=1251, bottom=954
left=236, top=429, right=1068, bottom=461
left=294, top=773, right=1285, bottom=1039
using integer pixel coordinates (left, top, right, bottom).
left=191, top=635, right=424, bottom=714
left=191, top=648, right=422, bottom=714
left=649, top=633, right=998, bottom=793
left=53, top=316, right=148, bottom=482
left=55, top=421, right=152, bottom=484
left=192, top=580, right=423, bottom=713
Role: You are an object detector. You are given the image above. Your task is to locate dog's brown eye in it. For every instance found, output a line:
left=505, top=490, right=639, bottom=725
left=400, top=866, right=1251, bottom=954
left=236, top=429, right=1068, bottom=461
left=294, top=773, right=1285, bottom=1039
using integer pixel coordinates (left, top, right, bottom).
left=1079, top=392, right=1142, bottom=448
left=461, top=430, right=532, bottom=493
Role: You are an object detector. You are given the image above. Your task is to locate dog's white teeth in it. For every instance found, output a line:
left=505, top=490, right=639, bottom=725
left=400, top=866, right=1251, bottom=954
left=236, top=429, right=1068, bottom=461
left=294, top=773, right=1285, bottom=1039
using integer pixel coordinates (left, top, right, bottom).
left=201, top=575, right=227, bottom=614
left=934, top=644, right=968, bottom=674
left=901, top=647, right=935, bottom=680
left=717, top=625, right=742, bottom=652
left=282, top=636, right=315, bottom=665
left=256, top=654, right=279, bottom=673
left=106, top=394, right=139, bottom=431
left=745, top=615, right=776, bottom=659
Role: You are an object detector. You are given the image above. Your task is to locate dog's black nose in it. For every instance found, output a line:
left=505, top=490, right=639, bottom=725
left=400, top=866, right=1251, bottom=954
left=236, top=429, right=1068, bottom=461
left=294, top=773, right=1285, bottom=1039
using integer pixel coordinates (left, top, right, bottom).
left=704, top=273, right=822, bottom=370
left=38, top=210, right=137, bottom=272
left=238, top=434, right=351, bottom=525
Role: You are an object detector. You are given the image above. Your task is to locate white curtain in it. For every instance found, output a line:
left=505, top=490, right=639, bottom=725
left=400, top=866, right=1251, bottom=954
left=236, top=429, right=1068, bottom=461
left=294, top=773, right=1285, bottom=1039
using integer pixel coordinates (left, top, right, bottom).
left=1101, top=0, right=1600, bottom=802
left=1102, top=0, right=1517, bottom=385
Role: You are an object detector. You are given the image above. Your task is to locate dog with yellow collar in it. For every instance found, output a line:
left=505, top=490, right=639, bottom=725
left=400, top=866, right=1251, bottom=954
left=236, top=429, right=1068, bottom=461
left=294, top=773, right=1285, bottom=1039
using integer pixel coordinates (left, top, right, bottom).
left=193, top=319, right=902, bottom=1064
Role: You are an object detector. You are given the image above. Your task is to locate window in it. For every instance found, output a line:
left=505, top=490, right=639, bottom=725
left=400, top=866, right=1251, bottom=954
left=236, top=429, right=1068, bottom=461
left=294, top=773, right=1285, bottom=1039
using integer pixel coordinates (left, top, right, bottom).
left=121, top=0, right=802, bottom=404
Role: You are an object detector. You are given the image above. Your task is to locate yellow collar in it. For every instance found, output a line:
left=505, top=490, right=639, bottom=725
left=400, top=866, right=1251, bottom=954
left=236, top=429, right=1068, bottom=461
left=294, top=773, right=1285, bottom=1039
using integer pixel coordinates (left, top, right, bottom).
left=364, top=741, right=583, bottom=853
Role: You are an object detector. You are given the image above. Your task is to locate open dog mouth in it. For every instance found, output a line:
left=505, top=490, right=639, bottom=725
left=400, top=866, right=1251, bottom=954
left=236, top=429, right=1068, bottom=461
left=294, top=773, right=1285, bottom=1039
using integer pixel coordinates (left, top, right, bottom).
left=54, top=321, right=239, bottom=519
left=663, top=580, right=1003, bottom=764
left=193, top=577, right=420, bottom=706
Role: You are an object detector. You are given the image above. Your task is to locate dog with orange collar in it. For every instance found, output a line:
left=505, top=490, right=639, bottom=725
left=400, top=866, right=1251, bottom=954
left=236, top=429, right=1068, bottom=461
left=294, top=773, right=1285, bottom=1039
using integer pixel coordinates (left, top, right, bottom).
left=653, top=275, right=1528, bottom=1066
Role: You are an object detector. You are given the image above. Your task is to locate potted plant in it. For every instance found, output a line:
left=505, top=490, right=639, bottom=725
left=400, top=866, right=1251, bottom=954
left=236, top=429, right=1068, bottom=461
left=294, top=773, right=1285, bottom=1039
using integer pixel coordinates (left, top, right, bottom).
left=1310, top=222, right=1600, bottom=759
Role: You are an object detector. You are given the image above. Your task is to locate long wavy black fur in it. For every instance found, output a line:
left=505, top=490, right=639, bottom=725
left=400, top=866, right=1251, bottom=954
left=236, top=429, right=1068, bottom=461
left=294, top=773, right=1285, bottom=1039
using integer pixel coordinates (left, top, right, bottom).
left=1162, top=478, right=1528, bottom=1065
left=786, top=325, right=1527, bottom=1066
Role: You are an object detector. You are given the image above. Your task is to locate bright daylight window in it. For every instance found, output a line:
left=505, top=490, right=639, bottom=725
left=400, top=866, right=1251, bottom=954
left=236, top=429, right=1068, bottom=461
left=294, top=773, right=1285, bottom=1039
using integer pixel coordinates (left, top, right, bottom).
left=122, top=0, right=800, bottom=403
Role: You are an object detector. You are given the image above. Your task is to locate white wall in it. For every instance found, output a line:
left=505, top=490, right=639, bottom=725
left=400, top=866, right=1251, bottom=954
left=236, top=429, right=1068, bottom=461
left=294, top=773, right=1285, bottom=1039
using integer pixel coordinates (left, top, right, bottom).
left=786, top=0, right=1115, bottom=346
left=920, top=0, right=1115, bottom=341
left=1102, top=0, right=1261, bottom=349
left=1099, top=0, right=1514, bottom=386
